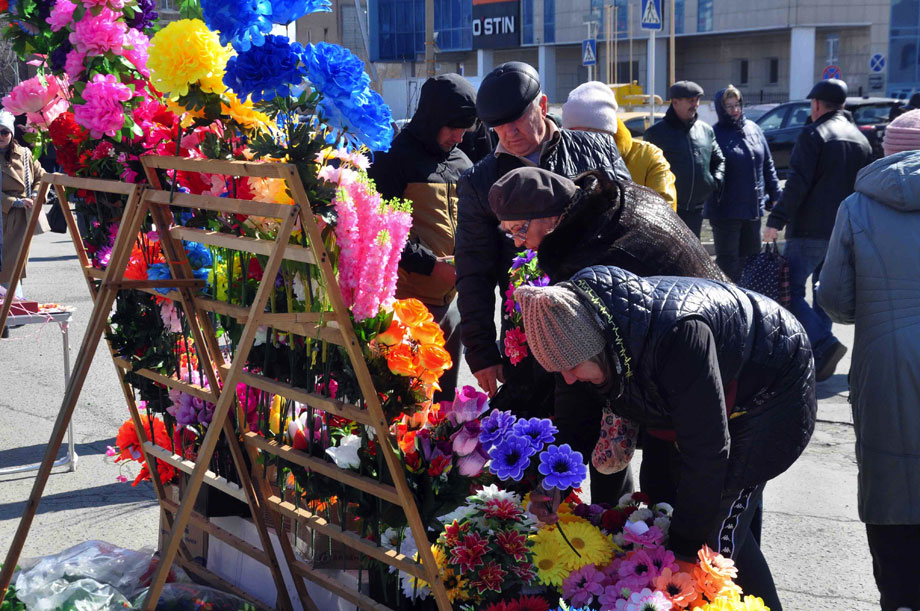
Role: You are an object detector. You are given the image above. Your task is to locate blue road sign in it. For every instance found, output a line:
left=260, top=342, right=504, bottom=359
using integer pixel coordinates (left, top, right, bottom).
left=641, top=0, right=663, bottom=31
left=870, top=53, right=886, bottom=73
left=823, top=65, right=842, bottom=80
left=582, top=38, right=597, bottom=66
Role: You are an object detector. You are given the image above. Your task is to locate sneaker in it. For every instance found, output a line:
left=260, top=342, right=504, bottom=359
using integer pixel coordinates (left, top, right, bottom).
left=815, top=339, right=847, bottom=382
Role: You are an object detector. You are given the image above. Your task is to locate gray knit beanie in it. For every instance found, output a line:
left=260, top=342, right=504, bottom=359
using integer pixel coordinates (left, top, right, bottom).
left=514, top=284, right=606, bottom=372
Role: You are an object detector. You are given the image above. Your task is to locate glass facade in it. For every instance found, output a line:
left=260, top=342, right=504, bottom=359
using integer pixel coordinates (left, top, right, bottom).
left=675, top=0, right=684, bottom=34
left=370, top=0, right=472, bottom=62
left=434, top=0, right=472, bottom=51
left=889, top=0, right=920, bottom=95
left=522, top=0, right=534, bottom=44
left=544, top=0, right=555, bottom=44
left=697, top=0, right=712, bottom=32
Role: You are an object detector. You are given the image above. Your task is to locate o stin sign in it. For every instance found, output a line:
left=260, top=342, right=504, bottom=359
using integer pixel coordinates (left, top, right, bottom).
left=473, top=0, right=520, bottom=49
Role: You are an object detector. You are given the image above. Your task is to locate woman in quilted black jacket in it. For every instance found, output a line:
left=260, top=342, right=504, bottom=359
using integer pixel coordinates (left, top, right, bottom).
left=516, top=265, right=817, bottom=611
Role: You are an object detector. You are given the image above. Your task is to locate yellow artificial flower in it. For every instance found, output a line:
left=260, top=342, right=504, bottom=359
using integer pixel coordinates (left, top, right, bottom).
left=249, top=176, right=294, bottom=206
left=148, top=19, right=234, bottom=98
left=531, top=537, right=568, bottom=587
left=552, top=520, right=615, bottom=570
left=222, top=92, right=271, bottom=133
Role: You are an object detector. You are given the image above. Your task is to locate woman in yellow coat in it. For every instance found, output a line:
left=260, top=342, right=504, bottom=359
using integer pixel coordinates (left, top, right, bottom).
left=562, top=82, right=677, bottom=211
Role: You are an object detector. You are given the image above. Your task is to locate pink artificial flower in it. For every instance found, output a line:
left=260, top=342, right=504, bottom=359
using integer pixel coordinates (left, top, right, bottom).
left=622, top=520, right=665, bottom=549
left=27, top=97, right=69, bottom=130
left=620, top=549, right=661, bottom=583
left=73, top=73, right=133, bottom=138
left=84, top=0, right=127, bottom=8
left=504, top=282, right=516, bottom=314
left=64, top=48, right=87, bottom=79
left=444, top=385, right=489, bottom=426
left=69, top=8, right=127, bottom=55
left=105, top=445, right=118, bottom=457
left=2, top=74, right=63, bottom=115
left=47, top=0, right=77, bottom=31
left=644, top=545, right=678, bottom=577
left=456, top=445, right=488, bottom=477
left=120, top=27, right=150, bottom=77
left=562, top=564, right=608, bottom=609
left=598, top=584, right=630, bottom=611
left=450, top=420, right=482, bottom=456
left=504, top=327, right=529, bottom=365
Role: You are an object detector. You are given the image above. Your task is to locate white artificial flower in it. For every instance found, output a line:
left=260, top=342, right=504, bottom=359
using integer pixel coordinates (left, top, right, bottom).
left=624, top=519, right=650, bottom=537
left=400, top=568, right=430, bottom=600
left=253, top=325, right=268, bottom=346
left=437, top=505, right=476, bottom=529
left=654, top=502, right=674, bottom=517
left=381, top=527, right=419, bottom=573
left=629, top=507, right=653, bottom=523
left=292, top=273, right=307, bottom=302
left=612, top=532, right=627, bottom=547
left=325, top=434, right=361, bottom=470
left=654, top=516, right=671, bottom=534
left=472, top=484, right=522, bottom=506
left=618, top=492, right=637, bottom=506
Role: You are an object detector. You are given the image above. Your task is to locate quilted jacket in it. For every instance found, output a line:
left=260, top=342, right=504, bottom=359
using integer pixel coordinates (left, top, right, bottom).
left=818, top=151, right=920, bottom=524
left=568, top=265, right=816, bottom=554
left=455, top=126, right=630, bottom=374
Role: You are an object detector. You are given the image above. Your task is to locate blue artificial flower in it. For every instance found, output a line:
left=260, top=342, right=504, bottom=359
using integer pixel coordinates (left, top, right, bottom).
left=224, top=34, right=306, bottom=102
left=302, top=42, right=371, bottom=102
left=538, top=443, right=587, bottom=491
left=49, top=39, right=72, bottom=74
left=126, top=0, right=159, bottom=31
left=270, top=0, right=331, bottom=25
left=146, top=263, right=173, bottom=295
left=488, top=435, right=536, bottom=482
left=201, top=0, right=272, bottom=51
left=183, top=240, right=213, bottom=269
left=193, top=266, right=212, bottom=290
left=479, top=409, right=516, bottom=446
left=319, top=87, right=394, bottom=152
left=512, top=417, right=557, bottom=451
left=511, top=249, right=537, bottom=270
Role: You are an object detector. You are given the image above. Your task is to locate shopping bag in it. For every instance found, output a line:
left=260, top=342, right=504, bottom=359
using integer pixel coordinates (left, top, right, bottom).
left=739, top=240, right=791, bottom=307
left=45, top=199, right=68, bottom=233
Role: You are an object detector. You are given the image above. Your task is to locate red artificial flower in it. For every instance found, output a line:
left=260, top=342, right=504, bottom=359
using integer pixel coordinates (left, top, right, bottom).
left=631, top=491, right=652, bottom=504
left=515, top=595, right=551, bottom=611
left=449, top=532, right=490, bottom=573
left=404, top=450, right=421, bottom=472
left=48, top=112, right=87, bottom=176
left=511, top=562, right=538, bottom=584
left=495, top=529, right=529, bottom=562
left=443, top=520, right=470, bottom=548
left=427, top=454, right=451, bottom=477
left=481, top=602, right=511, bottom=611
left=115, top=414, right=176, bottom=486
left=469, top=560, right=506, bottom=594
left=483, top=498, right=523, bottom=521
left=601, top=508, right=628, bottom=533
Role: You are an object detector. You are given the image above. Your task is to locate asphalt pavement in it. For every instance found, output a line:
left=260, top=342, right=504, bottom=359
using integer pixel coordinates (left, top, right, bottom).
left=0, top=231, right=875, bottom=609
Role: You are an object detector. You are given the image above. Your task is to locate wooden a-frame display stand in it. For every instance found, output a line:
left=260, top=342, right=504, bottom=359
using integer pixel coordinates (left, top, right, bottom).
left=0, top=158, right=452, bottom=610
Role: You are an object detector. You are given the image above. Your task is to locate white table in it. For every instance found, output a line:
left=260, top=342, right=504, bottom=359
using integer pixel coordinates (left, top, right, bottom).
left=0, top=308, right=77, bottom=474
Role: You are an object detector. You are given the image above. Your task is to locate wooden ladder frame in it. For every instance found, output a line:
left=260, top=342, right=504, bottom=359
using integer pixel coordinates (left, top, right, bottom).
left=0, top=158, right=452, bottom=611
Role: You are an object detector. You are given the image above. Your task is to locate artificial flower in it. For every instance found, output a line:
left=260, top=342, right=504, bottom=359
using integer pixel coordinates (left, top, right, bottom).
left=443, top=385, right=489, bottom=426
left=548, top=520, right=614, bottom=569
left=411, top=320, right=445, bottom=345
left=223, top=34, right=306, bottom=102
left=376, top=318, right=406, bottom=346
left=2, top=74, right=64, bottom=115
left=72, top=73, right=133, bottom=138
left=147, top=19, right=233, bottom=98
left=504, top=326, right=529, bottom=365
left=489, top=435, right=536, bottom=481
left=513, top=416, right=558, bottom=450
left=480, top=409, right=516, bottom=446
left=562, top=563, right=608, bottom=609
left=392, top=298, right=434, bottom=327
left=623, top=519, right=665, bottom=549
left=126, top=0, right=158, bottom=30
left=46, top=0, right=75, bottom=31
left=270, top=0, right=331, bottom=24
left=539, top=443, right=588, bottom=491
left=386, top=342, right=418, bottom=377
left=201, top=0, right=272, bottom=51
left=325, top=433, right=361, bottom=469
left=456, top=445, right=488, bottom=477
left=69, top=7, right=126, bottom=55
left=448, top=531, right=490, bottom=573
left=623, top=587, right=673, bottom=610
left=468, top=559, right=506, bottom=595
left=319, top=86, right=394, bottom=152
left=532, top=536, right=568, bottom=587
left=221, top=91, right=271, bottom=132
left=494, top=528, right=529, bottom=562
left=653, top=567, right=698, bottom=609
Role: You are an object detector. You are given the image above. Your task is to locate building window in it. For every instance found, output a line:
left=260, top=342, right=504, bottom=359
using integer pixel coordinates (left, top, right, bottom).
left=675, top=0, right=684, bottom=34
left=522, top=0, right=534, bottom=44
left=697, top=0, right=712, bottom=32
left=434, top=0, right=472, bottom=51
left=159, top=0, right=177, bottom=11
left=372, top=0, right=425, bottom=61
left=767, top=57, right=779, bottom=84
left=826, top=33, right=839, bottom=65
left=738, top=59, right=748, bottom=85
left=544, top=0, right=555, bottom=44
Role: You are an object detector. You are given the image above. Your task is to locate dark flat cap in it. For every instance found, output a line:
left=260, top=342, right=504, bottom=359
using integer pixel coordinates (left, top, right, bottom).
left=669, top=80, right=704, bottom=99
left=489, top=167, right=578, bottom=221
left=476, top=62, right=542, bottom=128
left=807, top=79, right=848, bottom=105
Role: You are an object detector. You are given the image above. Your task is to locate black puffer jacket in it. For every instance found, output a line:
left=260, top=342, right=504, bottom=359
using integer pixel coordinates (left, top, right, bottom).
left=539, top=171, right=727, bottom=284
left=766, top=109, right=872, bottom=239
left=644, top=106, right=725, bottom=211
left=455, top=127, right=631, bottom=373
left=367, top=74, right=474, bottom=306
left=568, top=265, right=816, bottom=557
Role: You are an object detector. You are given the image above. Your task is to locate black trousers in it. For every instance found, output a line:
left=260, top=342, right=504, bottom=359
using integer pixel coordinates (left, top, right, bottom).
left=866, top=523, right=920, bottom=610
left=677, top=207, right=704, bottom=238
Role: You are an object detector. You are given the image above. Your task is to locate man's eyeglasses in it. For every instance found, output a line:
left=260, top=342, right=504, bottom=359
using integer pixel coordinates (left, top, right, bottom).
left=0, top=130, right=11, bottom=137
left=504, top=220, right=530, bottom=241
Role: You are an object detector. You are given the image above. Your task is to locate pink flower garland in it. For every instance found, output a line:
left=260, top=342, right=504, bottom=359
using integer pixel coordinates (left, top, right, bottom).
left=73, top=74, right=133, bottom=138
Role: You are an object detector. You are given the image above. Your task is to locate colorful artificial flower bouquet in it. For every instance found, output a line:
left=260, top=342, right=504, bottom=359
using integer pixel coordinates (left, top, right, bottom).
left=502, top=250, right=549, bottom=365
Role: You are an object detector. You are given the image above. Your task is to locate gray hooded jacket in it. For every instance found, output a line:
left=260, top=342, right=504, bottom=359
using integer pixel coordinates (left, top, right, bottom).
left=818, top=151, right=920, bottom=524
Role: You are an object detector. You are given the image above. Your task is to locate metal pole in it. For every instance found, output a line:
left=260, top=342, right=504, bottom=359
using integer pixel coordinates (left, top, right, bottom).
left=62, top=320, right=76, bottom=471
left=669, top=0, right=676, bottom=86
left=649, top=29, right=656, bottom=124
left=614, top=5, right=619, bottom=84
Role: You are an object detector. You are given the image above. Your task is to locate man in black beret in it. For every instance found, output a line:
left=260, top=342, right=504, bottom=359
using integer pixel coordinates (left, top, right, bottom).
left=644, top=80, right=725, bottom=238
left=764, top=78, right=872, bottom=383
left=454, top=62, right=631, bottom=403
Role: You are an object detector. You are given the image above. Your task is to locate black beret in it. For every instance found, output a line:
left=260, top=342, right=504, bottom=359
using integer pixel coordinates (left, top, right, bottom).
left=489, top=167, right=578, bottom=221
left=476, top=62, right=542, bottom=128
left=669, top=80, right=704, bottom=99
left=807, top=79, right=848, bottom=105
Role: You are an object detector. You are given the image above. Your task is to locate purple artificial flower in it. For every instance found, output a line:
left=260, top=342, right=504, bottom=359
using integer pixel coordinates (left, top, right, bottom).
left=538, top=443, right=587, bottom=490
left=644, top=545, right=678, bottom=576
left=444, top=385, right=489, bottom=426
left=479, top=409, right=516, bottom=446
left=126, top=0, right=158, bottom=31
left=457, top=445, right=489, bottom=477
left=451, top=420, right=482, bottom=456
left=510, top=249, right=537, bottom=270
left=511, top=417, right=557, bottom=450
left=561, top=563, right=608, bottom=609
left=530, top=274, right=551, bottom=287
left=488, top=435, right=536, bottom=481
left=49, top=39, right=72, bottom=73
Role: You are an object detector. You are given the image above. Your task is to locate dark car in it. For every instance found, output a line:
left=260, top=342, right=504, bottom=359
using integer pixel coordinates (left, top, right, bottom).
left=755, top=97, right=899, bottom=175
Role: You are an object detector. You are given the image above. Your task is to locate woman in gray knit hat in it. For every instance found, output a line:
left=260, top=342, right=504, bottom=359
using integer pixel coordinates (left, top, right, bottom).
left=517, top=264, right=817, bottom=611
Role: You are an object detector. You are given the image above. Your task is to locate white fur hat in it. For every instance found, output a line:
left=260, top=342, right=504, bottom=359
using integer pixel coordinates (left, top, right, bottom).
left=562, top=81, right=619, bottom=135
left=0, top=110, right=14, bottom=134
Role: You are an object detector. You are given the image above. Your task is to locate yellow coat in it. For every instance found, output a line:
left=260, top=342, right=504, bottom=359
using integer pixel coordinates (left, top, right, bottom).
left=614, top=117, right=677, bottom=211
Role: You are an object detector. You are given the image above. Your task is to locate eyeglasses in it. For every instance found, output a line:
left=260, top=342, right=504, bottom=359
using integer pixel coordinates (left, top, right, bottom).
left=504, top=220, right=530, bottom=241
left=0, top=130, right=11, bottom=137
left=724, top=103, right=742, bottom=111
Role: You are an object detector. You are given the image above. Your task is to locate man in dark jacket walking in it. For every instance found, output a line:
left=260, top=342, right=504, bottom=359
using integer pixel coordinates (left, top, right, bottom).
left=455, top=61, right=631, bottom=399
left=764, top=78, right=872, bottom=382
left=367, top=73, right=477, bottom=401
left=644, top=81, right=725, bottom=237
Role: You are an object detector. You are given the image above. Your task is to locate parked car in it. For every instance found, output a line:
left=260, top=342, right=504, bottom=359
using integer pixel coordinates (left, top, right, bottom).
left=744, top=103, right=779, bottom=122
left=619, top=111, right=665, bottom=139
left=755, top=97, right=899, bottom=174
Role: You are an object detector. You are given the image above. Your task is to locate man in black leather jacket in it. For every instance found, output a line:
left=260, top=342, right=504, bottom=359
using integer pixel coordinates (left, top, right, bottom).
left=764, top=79, right=872, bottom=383
left=644, top=81, right=725, bottom=237
left=455, top=61, right=631, bottom=399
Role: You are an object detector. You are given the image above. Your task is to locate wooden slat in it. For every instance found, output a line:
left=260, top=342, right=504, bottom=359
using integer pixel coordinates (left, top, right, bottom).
left=161, top=499, right=269, bottom=565
left=175, top=556, right=273, bottom=611
left=170, top=226, right=315, bottom=264
left=288, top=558, right=396, bottom=611
left=112, top=357, right=216, bottom=404
left=267, top=495, right=425, bottom=580
left=41, top=173, right=137, bottom=196
left=142, top=155, right=291, bottom=179
left=237, top=371, right=380, bottom=429
left=84, top=266, right=104, bottom=280
left=144, top=189, right=295, bottom=219
left=142, top=443, right=247, bottom=504
left=104, top=279, right=205, bottom=289
left=244, top=433, right=401, bottom=506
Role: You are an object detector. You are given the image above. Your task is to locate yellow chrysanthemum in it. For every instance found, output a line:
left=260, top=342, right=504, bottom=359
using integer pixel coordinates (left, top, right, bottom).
left=249, top=177, right=294, bottom=206
left=531, top=537, right=568, bottom=587
left=222, top=92, right=271, bottom=132
left=148, top=19, right=234, bottom=98
left=552, top=521, right=614, bottom=570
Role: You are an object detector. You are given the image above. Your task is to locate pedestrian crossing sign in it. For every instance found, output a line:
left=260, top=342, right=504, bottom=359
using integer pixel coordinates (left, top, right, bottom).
left=582, top=38, right=597, bottom=66
left=641, top=0, right=663, bottom=30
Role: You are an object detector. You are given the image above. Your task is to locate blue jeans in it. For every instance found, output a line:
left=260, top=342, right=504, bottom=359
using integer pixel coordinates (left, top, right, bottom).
left=783, top=237, right=833, bottom=352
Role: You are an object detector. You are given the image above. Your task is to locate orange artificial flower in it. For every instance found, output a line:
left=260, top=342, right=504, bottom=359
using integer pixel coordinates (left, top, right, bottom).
left=692, top=546, right=742, bottom=601
left=393, top=298, right=434, bottom=328
left=653, top=567, right=699, bottom=609
left=377, top=318, right=407, bottom=346
left=387, top=342, right=419, bottom=377
left=411, top=320, right=445, bottom=346
left=115, top=414, right=177, bottom=486
left=418, top=343, right=452, bottom=372
left=396, top=422, right=418, bottom=454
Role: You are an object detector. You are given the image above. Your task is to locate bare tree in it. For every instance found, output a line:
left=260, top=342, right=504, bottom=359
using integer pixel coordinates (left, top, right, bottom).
left=0, top=17, right=22, bottom=97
